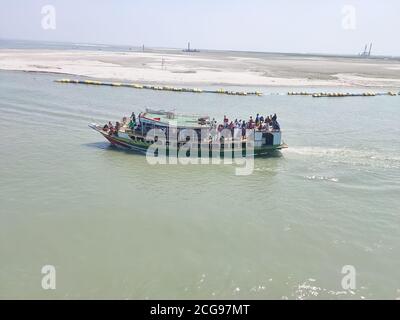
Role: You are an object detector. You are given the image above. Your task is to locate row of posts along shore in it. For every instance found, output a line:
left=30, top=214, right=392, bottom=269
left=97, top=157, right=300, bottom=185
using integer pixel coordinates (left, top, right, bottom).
left=55, top=79, right=399, bottom=98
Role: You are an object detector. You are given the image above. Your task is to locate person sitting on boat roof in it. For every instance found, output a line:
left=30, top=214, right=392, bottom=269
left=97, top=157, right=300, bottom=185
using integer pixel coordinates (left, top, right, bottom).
left=105, top=122, right=113, bottom=133
left=108, top=122, right=114, bottom=136
left=114, top=121, right=120, bottom=136
left=131, top=112, right=136, bottom=123
left=248, top=116, right=254, bottom=129
left=265, top=116, right=272, bottom=130
left=257, top=120, right=264, bottom=131
left=223, top=115, right=229, bottom=128
left=272, top=120, right=280, bottom=131
left=271, top=114, right=280, bottom=131
left=121, top=116, right=128, bottom=126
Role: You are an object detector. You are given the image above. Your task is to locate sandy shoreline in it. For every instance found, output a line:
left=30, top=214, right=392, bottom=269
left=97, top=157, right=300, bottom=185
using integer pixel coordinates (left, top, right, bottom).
left=1, top=48, right=400, bottom=88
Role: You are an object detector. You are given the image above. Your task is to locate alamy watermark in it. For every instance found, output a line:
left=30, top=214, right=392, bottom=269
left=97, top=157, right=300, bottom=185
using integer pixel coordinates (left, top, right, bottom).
left=144, top=126, right=255, bottom=176
left=41, top=265, right=56, bottom=290
left=41, top=5, right=56, bottom=30
left=341, top=5, right=356, bottom=30
left=341, top=265, right=356, bottom=290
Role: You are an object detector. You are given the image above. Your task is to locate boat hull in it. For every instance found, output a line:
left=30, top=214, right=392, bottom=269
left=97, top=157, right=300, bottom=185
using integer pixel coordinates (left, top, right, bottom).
left=90, top=124, right=287, bottom=157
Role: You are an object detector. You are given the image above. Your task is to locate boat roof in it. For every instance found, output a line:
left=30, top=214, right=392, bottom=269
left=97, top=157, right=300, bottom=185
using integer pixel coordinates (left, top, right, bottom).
left=140, top=111, right=210, bottom=128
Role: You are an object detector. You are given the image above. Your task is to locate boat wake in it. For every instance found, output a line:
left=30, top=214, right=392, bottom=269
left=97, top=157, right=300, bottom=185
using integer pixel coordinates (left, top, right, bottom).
left=292, top=279, right=361, bottom=300
left=284, top=146, right=400, bottom=169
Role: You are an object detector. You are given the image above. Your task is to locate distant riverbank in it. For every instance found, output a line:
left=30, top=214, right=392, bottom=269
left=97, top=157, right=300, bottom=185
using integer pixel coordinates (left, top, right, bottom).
left=1, top=48, right=400, bottom=88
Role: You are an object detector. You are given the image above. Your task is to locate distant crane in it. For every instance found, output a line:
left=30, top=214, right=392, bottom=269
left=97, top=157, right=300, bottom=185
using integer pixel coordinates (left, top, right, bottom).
left=183, top=42, right=200, bottom=53
left=360, top=43, right=373, bottom=57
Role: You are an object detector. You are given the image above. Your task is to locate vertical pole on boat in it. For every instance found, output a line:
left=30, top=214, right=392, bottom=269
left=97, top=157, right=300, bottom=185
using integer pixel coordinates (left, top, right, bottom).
left=141, top=114, right=144, bottom=137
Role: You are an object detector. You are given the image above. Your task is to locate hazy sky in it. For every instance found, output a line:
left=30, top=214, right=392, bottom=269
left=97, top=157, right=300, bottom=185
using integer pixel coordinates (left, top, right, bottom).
left=1, top=0, right=399, bottom=55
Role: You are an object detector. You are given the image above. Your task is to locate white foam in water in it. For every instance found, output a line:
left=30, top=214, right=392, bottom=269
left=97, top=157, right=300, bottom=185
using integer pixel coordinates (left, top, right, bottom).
left=306, top=175, right=339, bottom=182
left=285, top=146, right=400, bottom=169
left=294, top=280, right=355, bottom=300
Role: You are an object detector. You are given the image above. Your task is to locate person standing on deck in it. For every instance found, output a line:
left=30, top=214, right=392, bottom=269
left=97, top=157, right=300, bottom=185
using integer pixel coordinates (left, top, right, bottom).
left=128, top=118, right=136, bottom=130
left=241, top=121, right=247, bottom=139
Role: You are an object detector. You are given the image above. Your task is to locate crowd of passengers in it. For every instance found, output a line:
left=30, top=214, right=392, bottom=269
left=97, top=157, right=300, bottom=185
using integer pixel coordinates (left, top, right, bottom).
left=213, top=113, right=280, bottom=132
left=102, top=112, right=137, bottom=135
left=102, top=112, right=280, bottom=138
